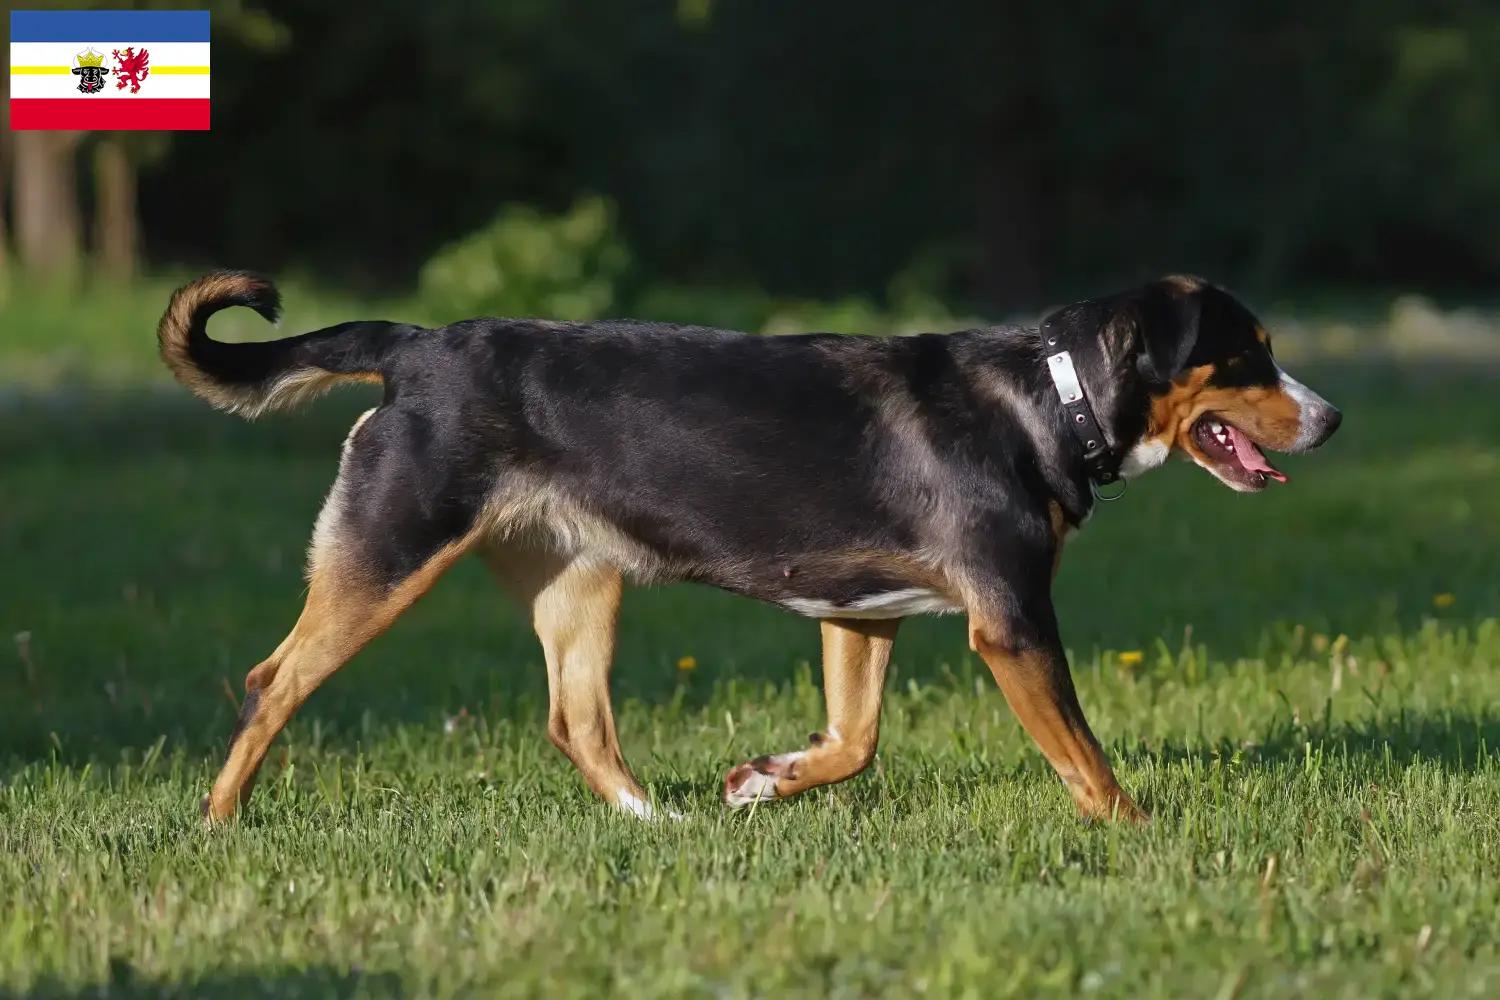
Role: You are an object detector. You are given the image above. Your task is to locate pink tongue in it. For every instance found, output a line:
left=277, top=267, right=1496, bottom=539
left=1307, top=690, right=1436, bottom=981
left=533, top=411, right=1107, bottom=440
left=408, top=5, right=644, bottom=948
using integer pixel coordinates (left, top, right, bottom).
left=1227, top=425, right=1288, bottom=482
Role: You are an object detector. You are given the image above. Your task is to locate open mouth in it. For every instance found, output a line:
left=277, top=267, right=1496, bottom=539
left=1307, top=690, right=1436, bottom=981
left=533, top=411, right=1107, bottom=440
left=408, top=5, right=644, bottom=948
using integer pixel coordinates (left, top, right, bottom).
left=1191, top=415, right=1287, bottom=491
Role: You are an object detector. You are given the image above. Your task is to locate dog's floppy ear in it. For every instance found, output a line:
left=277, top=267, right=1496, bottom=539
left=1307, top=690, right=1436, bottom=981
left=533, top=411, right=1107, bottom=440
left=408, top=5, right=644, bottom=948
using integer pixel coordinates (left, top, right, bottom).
left=1116, top=277, right=1203, bottom=385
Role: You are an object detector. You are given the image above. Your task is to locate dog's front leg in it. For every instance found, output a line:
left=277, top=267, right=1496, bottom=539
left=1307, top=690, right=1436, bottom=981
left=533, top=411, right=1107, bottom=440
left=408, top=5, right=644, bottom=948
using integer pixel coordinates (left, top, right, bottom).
left=960, top=509, right=1146, bottom=824
left=724, top=616, right=900, bottom=808
left=967, top=603, right=1145, bottom=824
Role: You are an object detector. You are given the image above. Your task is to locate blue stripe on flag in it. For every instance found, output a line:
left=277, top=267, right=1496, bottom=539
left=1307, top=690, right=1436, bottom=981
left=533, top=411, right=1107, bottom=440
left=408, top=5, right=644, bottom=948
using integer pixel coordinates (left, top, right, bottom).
left=9, top=10, right=210, bottom=43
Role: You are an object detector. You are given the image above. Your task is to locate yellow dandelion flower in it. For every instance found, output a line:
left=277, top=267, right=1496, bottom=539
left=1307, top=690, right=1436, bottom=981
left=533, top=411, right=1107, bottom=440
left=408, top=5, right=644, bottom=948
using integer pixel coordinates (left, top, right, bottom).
left=1117, top=650, right=1143, bottom=666
left=1433, top=593, right=1455, bottom=609
left=676, top=655, right=697, bottom=671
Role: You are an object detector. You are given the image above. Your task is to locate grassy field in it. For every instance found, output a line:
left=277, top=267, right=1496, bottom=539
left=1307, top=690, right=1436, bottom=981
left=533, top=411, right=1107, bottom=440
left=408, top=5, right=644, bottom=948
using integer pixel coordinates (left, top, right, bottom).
left=2, top=326, right=1500, bottom=996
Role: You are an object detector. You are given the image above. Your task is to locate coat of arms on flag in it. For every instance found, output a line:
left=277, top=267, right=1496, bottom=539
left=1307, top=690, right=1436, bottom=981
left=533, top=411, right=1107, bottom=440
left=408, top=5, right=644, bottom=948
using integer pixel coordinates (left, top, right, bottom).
left=69, top=47, right=110, bottom=94
left=10, top=10, right=210, bottom=130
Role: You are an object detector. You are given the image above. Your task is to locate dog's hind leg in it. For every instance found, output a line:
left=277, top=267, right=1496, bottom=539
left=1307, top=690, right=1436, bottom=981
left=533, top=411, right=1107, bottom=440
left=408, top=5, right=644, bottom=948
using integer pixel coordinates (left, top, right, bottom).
left=724, top=617, right=900, bottom=808
left=202, top=534, right=474, bottom=824
left=202, top=408, right=486, bottom=824
left=484, top=545, right=667, bottom=819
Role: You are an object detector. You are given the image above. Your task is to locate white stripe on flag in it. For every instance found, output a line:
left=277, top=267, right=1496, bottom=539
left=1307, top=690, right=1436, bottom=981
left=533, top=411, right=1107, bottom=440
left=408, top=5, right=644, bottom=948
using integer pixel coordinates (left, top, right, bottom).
left=9, top=73, right=210, bottom=99
left=8, top=41, right=209, bottom=69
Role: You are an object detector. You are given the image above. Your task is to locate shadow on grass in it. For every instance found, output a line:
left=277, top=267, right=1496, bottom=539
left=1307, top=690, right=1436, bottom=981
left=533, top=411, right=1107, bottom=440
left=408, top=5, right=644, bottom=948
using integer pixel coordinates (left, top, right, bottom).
left=1119, top=704, right=1500, bottom=805
left=4, top=959, right=406, bottom=1000
left=861, top=706, right=1500, bottom=822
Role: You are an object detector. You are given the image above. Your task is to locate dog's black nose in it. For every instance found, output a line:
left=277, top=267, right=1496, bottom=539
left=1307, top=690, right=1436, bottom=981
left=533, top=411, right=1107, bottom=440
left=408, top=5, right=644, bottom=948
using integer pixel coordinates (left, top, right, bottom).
left=1309, top=404, right=1342, bottom=448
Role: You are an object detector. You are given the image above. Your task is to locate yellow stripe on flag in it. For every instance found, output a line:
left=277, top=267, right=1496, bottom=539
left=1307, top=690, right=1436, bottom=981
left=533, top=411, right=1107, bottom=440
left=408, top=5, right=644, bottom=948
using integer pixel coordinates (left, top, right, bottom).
left=9, top=65, right=209, bottom=74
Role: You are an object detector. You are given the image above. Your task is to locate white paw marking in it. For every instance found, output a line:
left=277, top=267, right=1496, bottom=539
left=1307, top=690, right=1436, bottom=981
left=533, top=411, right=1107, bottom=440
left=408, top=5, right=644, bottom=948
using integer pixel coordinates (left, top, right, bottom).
left=723, top=751, right=804, bottom=809
left=615, top=789, right=683, bottom=822
left=724, top=769, right=780, bottom=808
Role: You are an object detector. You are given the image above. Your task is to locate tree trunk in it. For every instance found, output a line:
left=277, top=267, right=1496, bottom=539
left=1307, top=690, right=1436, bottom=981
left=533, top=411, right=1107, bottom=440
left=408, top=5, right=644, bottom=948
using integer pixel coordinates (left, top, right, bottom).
left=0, top=155, right=9, bottom=282
left=12, top=130, right=85, bottom=287
left=93, top=135, right=139, bottom=282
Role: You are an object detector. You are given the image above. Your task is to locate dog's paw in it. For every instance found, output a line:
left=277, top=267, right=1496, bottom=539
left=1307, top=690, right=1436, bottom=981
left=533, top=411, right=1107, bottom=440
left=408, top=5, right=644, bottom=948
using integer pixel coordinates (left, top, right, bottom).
left=723, top=751, right=803, bottom=809
left=199, top=792, right=226, bottom=830
left=616, top=789, right=685, bottom=822
left=1074, top=789, right=1149, bottom=826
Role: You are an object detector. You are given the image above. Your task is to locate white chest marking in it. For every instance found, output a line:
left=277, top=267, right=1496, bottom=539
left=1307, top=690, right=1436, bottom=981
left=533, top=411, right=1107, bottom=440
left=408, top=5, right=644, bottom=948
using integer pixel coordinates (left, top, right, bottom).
left=1119, top=438, right=1169, bottom=478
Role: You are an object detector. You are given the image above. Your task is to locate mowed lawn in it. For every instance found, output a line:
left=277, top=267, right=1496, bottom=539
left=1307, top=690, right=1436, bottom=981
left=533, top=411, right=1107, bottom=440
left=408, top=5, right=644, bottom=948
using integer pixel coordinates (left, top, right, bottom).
left=2, top=363, right=1499, bottom=998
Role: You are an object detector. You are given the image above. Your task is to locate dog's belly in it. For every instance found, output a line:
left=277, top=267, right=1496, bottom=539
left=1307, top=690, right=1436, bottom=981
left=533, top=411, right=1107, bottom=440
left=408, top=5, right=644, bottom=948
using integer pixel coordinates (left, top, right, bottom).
left=484, top=473, right=965, bottom=619
left=677, top=551, right=966, bottom=620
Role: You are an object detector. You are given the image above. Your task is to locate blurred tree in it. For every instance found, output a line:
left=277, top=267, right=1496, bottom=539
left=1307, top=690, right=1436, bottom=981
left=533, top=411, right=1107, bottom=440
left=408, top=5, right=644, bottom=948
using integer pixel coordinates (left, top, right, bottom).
left=1357, top=10, right=1500, bottom=284
left=141, top=0, right=570, bottom=287
left=13, top=130, right=86, bottom=289
left=90, top=0, right=286, bottom=281
left=89, top=132, right=175, bottom=283
left=122, top=0, right=1500, bottom=308
left=6, top=0, right=284, bottom=284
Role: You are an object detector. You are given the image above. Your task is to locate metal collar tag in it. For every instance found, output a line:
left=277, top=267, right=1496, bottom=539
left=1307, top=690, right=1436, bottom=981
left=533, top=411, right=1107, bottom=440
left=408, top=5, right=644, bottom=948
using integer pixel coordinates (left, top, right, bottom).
left=1046, top=349, right=1126, bottom=499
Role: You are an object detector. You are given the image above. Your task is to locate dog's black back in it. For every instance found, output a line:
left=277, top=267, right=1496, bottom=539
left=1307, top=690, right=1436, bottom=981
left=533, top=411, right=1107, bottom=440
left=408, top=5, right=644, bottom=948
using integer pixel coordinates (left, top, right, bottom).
left=349, top=318, right=1071, bottom=616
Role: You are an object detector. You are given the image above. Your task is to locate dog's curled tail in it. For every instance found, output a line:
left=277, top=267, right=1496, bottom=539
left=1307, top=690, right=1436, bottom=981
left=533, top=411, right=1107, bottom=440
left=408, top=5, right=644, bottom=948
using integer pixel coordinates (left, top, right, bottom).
left=158, top=269, right=411, bottom=418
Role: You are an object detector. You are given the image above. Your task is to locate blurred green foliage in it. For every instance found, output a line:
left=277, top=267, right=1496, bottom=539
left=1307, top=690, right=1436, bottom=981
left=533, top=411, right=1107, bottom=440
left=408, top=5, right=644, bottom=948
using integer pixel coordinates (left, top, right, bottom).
left=413, top=196, right=980, bottom=333
left=123, top=0, right=1500, bottom=312
left=419, top=196, right=631, bottom=324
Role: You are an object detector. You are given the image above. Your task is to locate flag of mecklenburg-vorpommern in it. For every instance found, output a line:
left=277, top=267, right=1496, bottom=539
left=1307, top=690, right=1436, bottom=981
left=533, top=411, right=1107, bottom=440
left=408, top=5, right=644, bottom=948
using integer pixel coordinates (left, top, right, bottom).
left=10, top=10, right=210, bottom=130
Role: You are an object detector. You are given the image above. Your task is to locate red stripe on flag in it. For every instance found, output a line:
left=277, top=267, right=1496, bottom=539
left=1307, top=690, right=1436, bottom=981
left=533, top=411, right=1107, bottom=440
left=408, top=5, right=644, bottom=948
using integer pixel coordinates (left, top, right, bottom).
left=10, top=99, right=210, bottom=131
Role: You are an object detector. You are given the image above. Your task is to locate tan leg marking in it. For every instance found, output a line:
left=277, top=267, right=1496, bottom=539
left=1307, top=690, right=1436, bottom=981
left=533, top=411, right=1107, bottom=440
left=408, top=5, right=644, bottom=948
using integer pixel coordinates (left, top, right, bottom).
left=203, top=535, right=476, bottom=825
left=968, top=617, right=1144, bottom=823
left=483, top=544, right=664, bottom=818
left=724, top=617, right=900, bottom=807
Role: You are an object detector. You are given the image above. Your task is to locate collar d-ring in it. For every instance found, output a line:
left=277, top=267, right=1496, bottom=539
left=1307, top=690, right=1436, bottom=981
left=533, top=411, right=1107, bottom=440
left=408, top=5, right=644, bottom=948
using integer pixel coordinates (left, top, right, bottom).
left=1091, top=477, right=1128, bottom=501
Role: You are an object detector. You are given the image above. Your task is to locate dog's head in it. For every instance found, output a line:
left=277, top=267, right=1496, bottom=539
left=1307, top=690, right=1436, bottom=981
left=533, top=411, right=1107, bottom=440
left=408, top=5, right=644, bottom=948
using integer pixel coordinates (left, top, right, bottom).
left=1043, top=276, right=1341, bottom=492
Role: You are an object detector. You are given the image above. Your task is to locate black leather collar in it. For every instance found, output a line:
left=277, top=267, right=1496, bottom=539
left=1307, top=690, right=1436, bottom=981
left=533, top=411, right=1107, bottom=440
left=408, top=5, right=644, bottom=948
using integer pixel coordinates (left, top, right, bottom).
left=1041, top=317, right=1126, bottom=498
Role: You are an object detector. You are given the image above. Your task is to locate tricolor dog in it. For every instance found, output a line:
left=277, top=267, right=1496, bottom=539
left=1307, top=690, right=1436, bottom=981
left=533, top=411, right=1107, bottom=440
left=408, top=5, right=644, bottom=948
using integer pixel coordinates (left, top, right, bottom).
left=158, top=272, right=1340, bottom=824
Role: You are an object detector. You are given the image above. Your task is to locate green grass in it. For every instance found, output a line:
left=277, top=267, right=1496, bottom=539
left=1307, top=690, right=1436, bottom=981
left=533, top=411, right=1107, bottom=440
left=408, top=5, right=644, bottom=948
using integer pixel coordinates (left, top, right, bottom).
left=2, top=361, right=1499, bottom=998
